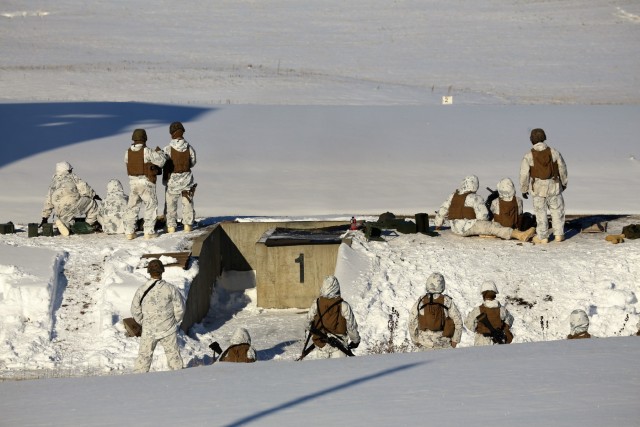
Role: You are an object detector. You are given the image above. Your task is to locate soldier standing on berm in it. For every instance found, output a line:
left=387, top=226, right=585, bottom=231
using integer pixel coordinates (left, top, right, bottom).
left=123, top=129, right=166, bottom=240
left=519, top=128, right=568, bottom=244
left=162, top=121, right=197, bottom=233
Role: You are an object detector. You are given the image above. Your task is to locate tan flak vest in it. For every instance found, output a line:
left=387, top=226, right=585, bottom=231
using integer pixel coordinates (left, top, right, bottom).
left=475, top=305, right=503, bottom=335
left=530, top=147, right=560, bottom=183
left=448, top=191, right=476, bottom=220
left=311, top=297, right=347, bottom=348
left=494, top=198, right=519, bottom=228
left=127, top=147, right=160, bottom=184
left=163, top=147, right=191, bottom=181
left=567, top=332, right=591, bottom=340
left=418, top=294, right=446, bottom=332
left=220, top=343, right=255, bottom=363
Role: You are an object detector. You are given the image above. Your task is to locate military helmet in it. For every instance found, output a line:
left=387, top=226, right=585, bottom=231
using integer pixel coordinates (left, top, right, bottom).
left=147, top=259, right=165, bottom=276
left=530, top=128, right=547, bottom=144
left=169, top=121, right=185, bottom=134
left=132, top=129, right=148, bottom=142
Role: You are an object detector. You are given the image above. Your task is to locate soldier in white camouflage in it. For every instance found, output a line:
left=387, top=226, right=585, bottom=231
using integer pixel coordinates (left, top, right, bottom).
left=435, top=175, right=535, bottom=242
left=162, top=121, right=197, bottom=233
left=40, top=161, right=100, bottom=236
left=131, top=259, right=185, bottom=373
left=97, top=179, right=128, bottom=234
left=123, top=129, right=167, bottom=239
left=567, top=309, right=591, bottom=339
left=465, top=281, right=514, bottom=346
left=519, top=128, right=569, bottom=244
left=408, top=272, right=463, bottom=350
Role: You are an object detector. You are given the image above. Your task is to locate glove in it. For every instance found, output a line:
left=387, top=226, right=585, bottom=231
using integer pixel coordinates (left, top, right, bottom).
left=39, top=217, right=48, bottom=227
left=348, top=341, right=360, bottom=350
left=522, top=192, right=529, bottom=199
left=93, top=195, right=102, bottom=201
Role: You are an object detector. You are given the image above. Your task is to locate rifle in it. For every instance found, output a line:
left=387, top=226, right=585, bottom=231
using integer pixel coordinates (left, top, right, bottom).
left=208, top=341, right=224, bottom=364
left=476, top=312, right=508, bottom=344
left=309, top=327, right=355, bottom=357
left=485, top=187, right=499, bottom=220
left=296, top=330, right=315, bottom=361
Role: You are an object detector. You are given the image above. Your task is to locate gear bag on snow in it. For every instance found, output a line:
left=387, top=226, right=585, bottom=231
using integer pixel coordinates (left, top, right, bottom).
left=622, top=224, right=640, bottom=239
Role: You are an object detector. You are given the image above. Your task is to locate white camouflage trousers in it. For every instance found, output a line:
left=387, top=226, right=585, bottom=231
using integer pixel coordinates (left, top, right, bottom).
left=413, top=330, right=454, bottom=350
left=134, top=332, right=183, bottom=373
left=459, top=219, right=512, bottom=240
left=124, top=179, right=158, bottom=235
left=308, top=344, right=347, bottom=360
left=533, top=194, right=565, bottom=239
left=56, top=196, right=99, bottom=227
left=165, top=188, right=194, bottom=228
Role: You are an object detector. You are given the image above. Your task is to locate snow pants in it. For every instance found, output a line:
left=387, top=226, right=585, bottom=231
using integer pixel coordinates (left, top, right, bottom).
left=124, top=178, right=158, bottom=235
left=308, top=339, right=349, bottom=359
left=473, top=333, right=495, bottom=347
left=55, top=196, right=99, bottom=228
left=134, top=331, right=183, bottom=373
left=533, top=193, right=565, bottom=240
left=165, top=186, right=194, bottom=228
left=458, top=220, right=512, bottom=240
left=412, top=330, right=454, bottom=350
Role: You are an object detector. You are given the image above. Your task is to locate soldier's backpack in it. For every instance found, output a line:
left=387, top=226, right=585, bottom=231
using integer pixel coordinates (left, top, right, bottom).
left=418, top=294, right=455, bottom=338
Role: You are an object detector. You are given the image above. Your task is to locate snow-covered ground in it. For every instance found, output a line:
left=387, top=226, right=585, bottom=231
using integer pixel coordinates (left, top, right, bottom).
left=1, top=0, right=640, bottom=425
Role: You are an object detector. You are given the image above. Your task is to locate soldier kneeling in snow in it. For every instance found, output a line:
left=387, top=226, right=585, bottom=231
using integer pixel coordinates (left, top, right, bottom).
left=408, top=272, right=463, bottom=350
left=305, top=275, right=360, bottom=359
left=434, top=175, right=535, bottom=242
left=40, top=161, right=101, bottom=236
left=567, top=309, right=591, bottom=340
left=217, top=328, right=257, bottom=363
left=97, top=179, right=128, bottom=234
left=465, top=281, right=514, bottom=346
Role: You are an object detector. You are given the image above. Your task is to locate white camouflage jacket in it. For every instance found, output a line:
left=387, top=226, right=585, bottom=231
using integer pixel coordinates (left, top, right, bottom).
left=434, top=175, right=488, bottom=234
left=42, top=170, right=96, bottom=219
left=162, top=138, right=196, bottom=192
left=131, top=278, right=185, bottom=339
left=124, top=144, right=167, bottom=184
left=307, top=276, right=361, bottom=347
left=519, top=142, right=568, bottom=198
left=97, top=179, right=128, bottom=234
left=490, top=178, right=523, bottom=217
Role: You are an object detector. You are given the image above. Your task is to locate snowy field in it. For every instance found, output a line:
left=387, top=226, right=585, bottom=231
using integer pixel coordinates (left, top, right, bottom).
left=1, top=0, right=640, bottom=426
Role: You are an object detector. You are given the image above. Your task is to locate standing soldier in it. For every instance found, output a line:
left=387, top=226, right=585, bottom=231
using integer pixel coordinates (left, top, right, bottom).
left=408, top=272, right=463, bottom=350
left=40, top=161, right=101, bottom=236
left=97, top=179, right=128, bottom=235
left=519, top=128, right=568, bottom=244
left=131, top=259, right=184, bottom=373
left=305, top=275, right=360, bottom=359
left=490, top=178, right=524, bottom=230
left=123, top=129, right=166, bottom=240
left=434, top=175, right=535, bottom=242
left=567, top=309, right=591, bottom=339
left=163, top=122, right=197, bottom=233
left=465, top=281, right=514, bottom=346
left=217, top=328, right=257, bottom=363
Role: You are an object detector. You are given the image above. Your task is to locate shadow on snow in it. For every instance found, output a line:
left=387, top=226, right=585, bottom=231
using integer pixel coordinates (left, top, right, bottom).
left=0, top=101, right=212, bottom=167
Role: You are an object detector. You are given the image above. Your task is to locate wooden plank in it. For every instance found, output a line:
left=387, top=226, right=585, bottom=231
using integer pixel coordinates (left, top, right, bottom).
left=140, top=252, right=191, bottom=269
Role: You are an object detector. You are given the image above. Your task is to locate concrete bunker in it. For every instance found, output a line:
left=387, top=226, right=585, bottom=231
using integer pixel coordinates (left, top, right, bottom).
left=182, top=220, right=349, bottom=331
